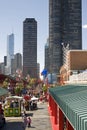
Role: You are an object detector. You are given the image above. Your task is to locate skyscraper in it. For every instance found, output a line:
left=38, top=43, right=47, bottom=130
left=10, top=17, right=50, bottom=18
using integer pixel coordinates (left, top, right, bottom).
left=14, top=53, right=22, bottom=72
left=23, top=18, right=37, bottom=78
left=37, top=63, right=40, bottom=79
left=45, top=38, right=50, bottom=72
left=7, top=33, right=14, bottom=75
left=49, top=0, right=82, bottom=74
left=4, top=56, right=7, bottom=66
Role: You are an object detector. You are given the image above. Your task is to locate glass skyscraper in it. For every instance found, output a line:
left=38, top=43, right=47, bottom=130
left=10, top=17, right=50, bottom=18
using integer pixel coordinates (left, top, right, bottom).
left=7, top=33, right=14, bottom=74
left=49, top=0, right=82, bottom=74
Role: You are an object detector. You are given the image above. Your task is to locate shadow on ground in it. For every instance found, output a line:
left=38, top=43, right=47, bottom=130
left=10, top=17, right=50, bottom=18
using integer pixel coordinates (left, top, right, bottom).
left=38, top=107, right=44, bottom=110
left=1, top=121, right=24, bottom=130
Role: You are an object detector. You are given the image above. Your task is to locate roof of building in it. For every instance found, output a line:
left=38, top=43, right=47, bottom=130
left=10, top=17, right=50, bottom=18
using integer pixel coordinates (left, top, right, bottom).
left=49, top=84, right=87, bottom=130
left=0, top=87, right=8, bottom=96
left=68, top=49, right=87, bottom=52
left=0, top=74, right=16, bottom=83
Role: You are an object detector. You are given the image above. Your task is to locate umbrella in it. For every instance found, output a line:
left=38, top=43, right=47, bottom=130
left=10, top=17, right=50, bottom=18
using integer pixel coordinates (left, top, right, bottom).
left=6, top=96, right=23, bottom=100
left=30, top=96, right=38, bottom=101
left=24, top=95, right=31, bottom=100
left=13, top=96, right=23, bottom=100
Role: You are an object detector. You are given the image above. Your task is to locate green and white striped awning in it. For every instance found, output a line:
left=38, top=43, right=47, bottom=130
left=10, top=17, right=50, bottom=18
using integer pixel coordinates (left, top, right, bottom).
left=0, top=87, right=8, bottom=96
left=49, top=84, right=87, bottom=130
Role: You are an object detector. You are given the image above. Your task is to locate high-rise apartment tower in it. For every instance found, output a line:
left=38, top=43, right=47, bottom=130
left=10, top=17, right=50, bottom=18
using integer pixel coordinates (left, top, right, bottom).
left=49, top=0, right=82, bottom=74
left=23, top=18, right=37, bottom=78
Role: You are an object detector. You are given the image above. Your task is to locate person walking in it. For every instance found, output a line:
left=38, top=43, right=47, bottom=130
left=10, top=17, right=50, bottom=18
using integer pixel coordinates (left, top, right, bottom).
left=27, top=116, right=31, bottom=127
left=21, top=110, right=26, bottom=119
left=23, top=114, right=27, bottom=128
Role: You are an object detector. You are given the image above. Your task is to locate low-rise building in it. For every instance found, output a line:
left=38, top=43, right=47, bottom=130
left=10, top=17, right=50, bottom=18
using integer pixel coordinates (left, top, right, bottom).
left=60, top=50, right=87, bottom=84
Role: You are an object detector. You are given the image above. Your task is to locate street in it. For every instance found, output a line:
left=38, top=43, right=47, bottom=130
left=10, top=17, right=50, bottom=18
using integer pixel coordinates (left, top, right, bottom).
left=1, top=102, right=52, bottom=130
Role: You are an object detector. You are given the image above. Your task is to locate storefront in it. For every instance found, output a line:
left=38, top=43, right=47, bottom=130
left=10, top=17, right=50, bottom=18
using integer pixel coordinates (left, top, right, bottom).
left=48, top=84, right=87, bottom=130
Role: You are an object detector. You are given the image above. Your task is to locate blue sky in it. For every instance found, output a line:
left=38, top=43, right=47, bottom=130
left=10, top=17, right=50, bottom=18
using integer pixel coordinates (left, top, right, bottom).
left=0, top=0, right=87, bottom=73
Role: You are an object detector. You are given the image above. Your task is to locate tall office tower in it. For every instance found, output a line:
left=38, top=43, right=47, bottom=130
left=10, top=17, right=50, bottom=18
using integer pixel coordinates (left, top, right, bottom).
left=4, top=56, right=7, bottom=66
left=7, top=33, right=14, bottom=75
left=49, top=0, right=82, bottom=74
left=23, top=18, right=37, bottom=78
left=14, top=53, right=22, bottom=72
left=4, top=56, right=7, bottom=75
left=0, top=63, right=5, bottom=74
left=37, top=63, right=40, bottom=79
left=45, top=38, right=50, bottom=73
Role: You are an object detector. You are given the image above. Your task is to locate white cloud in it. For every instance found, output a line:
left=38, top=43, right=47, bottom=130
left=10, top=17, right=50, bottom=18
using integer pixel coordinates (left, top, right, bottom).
left=82, top=24, right=87, bottom=29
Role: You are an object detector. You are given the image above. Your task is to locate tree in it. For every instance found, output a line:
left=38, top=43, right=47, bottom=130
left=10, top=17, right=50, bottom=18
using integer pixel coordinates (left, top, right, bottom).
left=42, top=84, right=47, bottom=93
left=14, top=82, right=23, bottom=95
left=3, top=78, right=9, bottom=88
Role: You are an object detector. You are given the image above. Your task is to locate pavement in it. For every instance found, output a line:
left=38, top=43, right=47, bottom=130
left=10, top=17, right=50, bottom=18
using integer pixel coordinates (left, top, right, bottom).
left=1, top=101, right=52, bottom=130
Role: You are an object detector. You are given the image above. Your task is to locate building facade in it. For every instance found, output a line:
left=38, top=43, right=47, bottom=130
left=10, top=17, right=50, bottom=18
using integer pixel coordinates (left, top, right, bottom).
left=7, top=33, right=14, bottom=75
left=45, top=38, right=50, bottom=72
left=14, top=53, right=22, bottom=72
left=49, top=0, right=82, bottom=75
left=60, top=50, right=87, bottom=84
left=0, top=63, right=5, bottom=74
left=4, top=56, right=7, bottom=66
left=37, top=63, right=40, bottom=79
left=23, top=18, right=37, bottom=78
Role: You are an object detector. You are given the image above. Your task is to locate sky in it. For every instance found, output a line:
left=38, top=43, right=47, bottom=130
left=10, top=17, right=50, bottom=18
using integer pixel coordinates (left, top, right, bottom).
left=0, top=0, right=87, bottom=73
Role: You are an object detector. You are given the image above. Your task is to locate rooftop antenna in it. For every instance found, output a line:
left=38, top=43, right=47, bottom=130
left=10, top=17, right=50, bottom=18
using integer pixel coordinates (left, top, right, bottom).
left=11, top=27, right=14, bottom=34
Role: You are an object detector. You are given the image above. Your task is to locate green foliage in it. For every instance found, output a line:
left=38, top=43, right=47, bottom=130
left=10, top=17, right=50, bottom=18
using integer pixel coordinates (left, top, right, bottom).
left=28, top=78, right=37, bottom=87
left=26, top=85, right=31, bottom=89
left=42, top=84, right=47, bottom=92
left=14, top=82, right=24, bottom=95
left=14, top=86, right=22, bottom=95
left=3, top=78, right=9, bottom=88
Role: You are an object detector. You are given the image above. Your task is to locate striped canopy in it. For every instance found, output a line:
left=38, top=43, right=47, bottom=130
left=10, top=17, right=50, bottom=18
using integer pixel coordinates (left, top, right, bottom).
left=49, top=84, right=87, bottom=130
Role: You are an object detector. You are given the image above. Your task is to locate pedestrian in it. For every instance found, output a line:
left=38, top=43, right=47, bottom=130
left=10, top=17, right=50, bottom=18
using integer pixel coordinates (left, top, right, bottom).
left=27, top=116, right=31, bottom=127
left=21, top=110, right=26, bottom=119
left=23, top=114, right=27, bottom=128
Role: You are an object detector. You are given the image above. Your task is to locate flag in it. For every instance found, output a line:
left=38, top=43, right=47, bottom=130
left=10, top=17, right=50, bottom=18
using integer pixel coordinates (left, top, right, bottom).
left=41, top=69, right=47, bottom=77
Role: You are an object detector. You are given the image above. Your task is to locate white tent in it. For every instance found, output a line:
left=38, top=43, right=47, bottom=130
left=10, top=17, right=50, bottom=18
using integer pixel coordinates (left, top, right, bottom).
left=6, top=96, right=23, bottom=100
left=30, top=96, right=38, bottom=101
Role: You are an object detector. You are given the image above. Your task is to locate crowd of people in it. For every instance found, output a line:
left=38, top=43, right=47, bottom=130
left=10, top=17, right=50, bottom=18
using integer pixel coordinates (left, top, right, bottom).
left=0, top=85, right=49, bottom=128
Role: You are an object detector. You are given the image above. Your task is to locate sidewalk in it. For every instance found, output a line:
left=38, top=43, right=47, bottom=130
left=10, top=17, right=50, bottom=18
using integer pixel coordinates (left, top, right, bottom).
left=25, top=101, right=52, bottom=130
left=2, top=101, right=52, bottom=130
